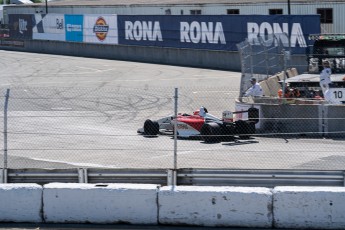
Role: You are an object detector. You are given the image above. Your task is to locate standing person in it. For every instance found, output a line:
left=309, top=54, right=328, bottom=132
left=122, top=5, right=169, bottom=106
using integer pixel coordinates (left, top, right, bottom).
left=319, top=60, right=332, bottom=96
left=244, top=77, right=263, bottom=97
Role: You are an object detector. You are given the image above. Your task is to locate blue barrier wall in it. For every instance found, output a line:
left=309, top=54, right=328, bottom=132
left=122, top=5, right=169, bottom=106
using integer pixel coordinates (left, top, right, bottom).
left=8, top=14, right=320, bottom=54
left=2, top=14, right=320, bottom=72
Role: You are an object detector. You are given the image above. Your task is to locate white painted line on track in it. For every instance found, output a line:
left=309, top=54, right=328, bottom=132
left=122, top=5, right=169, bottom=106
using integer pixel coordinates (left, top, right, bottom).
left=193, top=91, right=239, bottom=93
left=31, top=158, right=119, bottom=168
left=50, top=107, right=73, bottom=111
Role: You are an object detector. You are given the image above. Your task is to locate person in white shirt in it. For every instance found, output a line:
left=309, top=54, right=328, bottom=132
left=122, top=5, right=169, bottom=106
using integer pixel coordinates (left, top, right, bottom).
left=319, top=60, right=332, bottom=96
left=244, top=77, right=263, bottom=97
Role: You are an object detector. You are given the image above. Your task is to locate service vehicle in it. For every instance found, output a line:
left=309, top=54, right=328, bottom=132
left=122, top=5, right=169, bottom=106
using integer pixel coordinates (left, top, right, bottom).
left=283, top=34, right=345, bottom=104
left=137, top=107, right=259, bottom=143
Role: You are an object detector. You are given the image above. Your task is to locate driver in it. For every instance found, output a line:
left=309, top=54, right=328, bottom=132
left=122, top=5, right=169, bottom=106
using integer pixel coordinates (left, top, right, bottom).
left=199, top=106, right=208, bottom=117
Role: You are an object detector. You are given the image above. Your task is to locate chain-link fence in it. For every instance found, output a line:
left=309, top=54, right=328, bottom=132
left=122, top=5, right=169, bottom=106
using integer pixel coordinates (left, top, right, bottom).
left=1, top=86, right=344, bottom=171
left=235, top=33, right=345, bottom=138
left=236, top=33, right=290, bottom=99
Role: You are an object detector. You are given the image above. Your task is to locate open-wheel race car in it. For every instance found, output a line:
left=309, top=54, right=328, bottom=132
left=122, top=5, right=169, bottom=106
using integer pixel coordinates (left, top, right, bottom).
left=137, top=107, right=259, bottom=143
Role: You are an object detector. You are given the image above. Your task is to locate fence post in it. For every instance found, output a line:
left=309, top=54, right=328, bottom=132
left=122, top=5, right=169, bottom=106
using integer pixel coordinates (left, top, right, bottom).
left=77, top=168, right=88, bottom=183
left=78, top=168, right=85, bottom=183
left=319, top=104, right=328, bottom=137
left=0, top=168, right=3, bottom=183
left=167, top=169, right=175, bottom=186
left=0, top=169, right=7, bottom=184
left=172, top=88, right=178, bottom=185
left=3, top=89, right=10, bottom=180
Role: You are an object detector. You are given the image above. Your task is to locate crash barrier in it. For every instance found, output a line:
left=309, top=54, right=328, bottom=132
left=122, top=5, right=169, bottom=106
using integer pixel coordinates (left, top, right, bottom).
left=2, top=168, right=345, bottom=187
left=251, top=103, right=345, bottom=137
left=0, top=39, right=307, bottom=73
left=1, top=183, right=345, bottom=229
left=0, top=39, right=240, bottom=71
left=159, top=186, right=273, bottom=227
left=274, top=186, right=345, bottom=229
left=0, top=184, right=42, bottom=222
left=43, top=183, right=159, bottom=224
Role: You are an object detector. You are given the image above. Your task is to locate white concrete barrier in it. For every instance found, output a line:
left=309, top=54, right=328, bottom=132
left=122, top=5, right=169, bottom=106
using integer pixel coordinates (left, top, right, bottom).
left=273, top=186, right=345, bottom=229
left=0, top=183, right=42, bottom=222
left=43, top=183, right=159, bottom=224
left=159, top=186, right=273, bottom=227
left=3, top=183, right=345, bottom=228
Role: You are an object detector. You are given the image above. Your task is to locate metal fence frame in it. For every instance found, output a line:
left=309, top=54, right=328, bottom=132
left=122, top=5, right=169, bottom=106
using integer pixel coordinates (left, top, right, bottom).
left=1, top=168, right=345, bottom=187
left=1, top=86, right=345, bottom=186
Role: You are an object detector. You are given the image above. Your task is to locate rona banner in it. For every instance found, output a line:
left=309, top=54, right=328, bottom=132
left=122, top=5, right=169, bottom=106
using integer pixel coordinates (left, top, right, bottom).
left=118, top=15, right=320, bottom=53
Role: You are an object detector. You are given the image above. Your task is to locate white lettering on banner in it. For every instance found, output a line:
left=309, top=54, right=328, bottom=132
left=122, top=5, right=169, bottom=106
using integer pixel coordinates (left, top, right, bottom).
left=125, top=21, right=163, bottom=41
left=66, top=24, right=82, bottom=32
left=247, top=22, right=307, bottom=48
left=180, top=21, right=226, bottom=44
left=19, top=19, right=27, bottom=34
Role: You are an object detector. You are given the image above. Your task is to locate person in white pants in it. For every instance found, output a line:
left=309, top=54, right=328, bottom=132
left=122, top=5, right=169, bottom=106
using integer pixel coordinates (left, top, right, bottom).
left=319, top=60, right=332, bottom=96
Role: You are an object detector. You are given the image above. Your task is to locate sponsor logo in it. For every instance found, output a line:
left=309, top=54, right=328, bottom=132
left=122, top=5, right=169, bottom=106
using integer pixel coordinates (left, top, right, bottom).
left=66, top=24, right=82, bottom=32
left=56, top=18, right=64, bottom=30
left=125, top=21, right=163, bottom=41
left=93, top=17, right=109, bottom=41
left=247, top=22, right=307, bottom=48
left=180, top=21, right=226, bottom=44
left=18, top=18, right=28, bottom=34
left=0, top=39, right=24, bottom=47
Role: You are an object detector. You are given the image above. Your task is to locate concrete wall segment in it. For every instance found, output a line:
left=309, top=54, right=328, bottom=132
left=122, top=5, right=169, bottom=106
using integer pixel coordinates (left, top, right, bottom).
left=2, top=183, right=345, bottom=228
left=260, top=103, right=320, bottom=134
left=326, top=105, right=345, bottom=137
left=158, top=186, right=273, bottom=227
left=0, top=183, right=43, bottom=223
left=0, top=39, right=309, bottom=73
left=43, top=183, right=160, bottom=224
left=273, top=186, right=345, bottom=229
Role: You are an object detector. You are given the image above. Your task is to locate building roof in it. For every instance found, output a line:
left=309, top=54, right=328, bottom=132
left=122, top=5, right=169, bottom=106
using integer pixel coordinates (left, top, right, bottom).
left=32, top=0, right=345, bottom=6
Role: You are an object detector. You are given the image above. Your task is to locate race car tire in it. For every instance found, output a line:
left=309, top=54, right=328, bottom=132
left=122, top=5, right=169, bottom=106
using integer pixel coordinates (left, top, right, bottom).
left=221, top=124, right=235, bottom=141
left=200, top=122, right=221, bottom=143
left=236, top=120, right=255, bottom=139
left=248, top=107, right=259, bottom=124
left=144, top=119, right=159, bottom=136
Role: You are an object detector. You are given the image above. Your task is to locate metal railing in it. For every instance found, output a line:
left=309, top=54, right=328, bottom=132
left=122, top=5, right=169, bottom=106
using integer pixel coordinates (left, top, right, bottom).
left=1, top=168, right=344, bottom=187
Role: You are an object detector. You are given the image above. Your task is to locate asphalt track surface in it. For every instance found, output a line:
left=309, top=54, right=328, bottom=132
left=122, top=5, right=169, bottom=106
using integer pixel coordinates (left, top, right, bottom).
left=0, top=50, right=344, bottom=170
left=0, top=223, right=299, bottom=230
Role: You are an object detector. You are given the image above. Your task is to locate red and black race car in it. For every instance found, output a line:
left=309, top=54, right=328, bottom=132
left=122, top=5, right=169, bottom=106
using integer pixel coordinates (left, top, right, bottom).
left=137, top=107, right=259, bottom=143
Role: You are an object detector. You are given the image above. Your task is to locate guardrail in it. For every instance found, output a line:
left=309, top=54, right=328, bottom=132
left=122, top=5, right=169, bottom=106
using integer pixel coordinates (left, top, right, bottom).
left=1, top=168, right=344, bottom=187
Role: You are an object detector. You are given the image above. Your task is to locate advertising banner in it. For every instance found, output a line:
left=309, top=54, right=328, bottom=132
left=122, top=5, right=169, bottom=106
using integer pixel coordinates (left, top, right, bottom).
left=118, top=15, right=320, bottom=54
left=83, top=14, right=118, bottom=44
left=65, top=14, right=83, bottom=42
left=33, top=14, right=65, bottom=41
left=9, top=14, right=34, bottom=40
left=7, top=14, right=320, bottom=54
left=0, top=39, right=24, bottom=47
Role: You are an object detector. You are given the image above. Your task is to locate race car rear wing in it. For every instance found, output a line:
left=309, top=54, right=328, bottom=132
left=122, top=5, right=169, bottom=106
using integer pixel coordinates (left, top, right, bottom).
left=223, top=107, right=259, bottom=124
